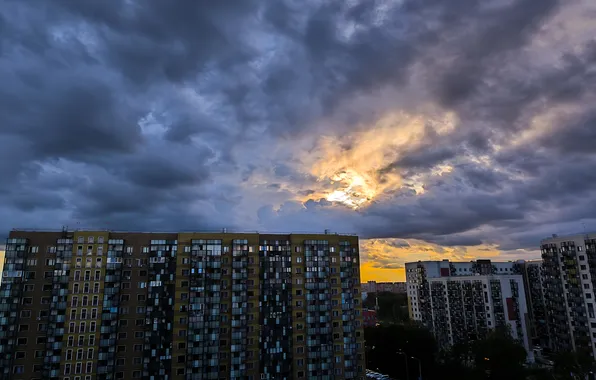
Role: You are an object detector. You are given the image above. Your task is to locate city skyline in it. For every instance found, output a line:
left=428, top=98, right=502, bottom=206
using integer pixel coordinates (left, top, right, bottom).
left=1, top=1, right=595, bottom=283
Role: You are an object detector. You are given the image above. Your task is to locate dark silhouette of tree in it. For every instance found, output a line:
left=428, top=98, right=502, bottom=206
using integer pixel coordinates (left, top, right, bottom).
left=471, top=329, right=527, bottom=380
left=552, top=351, right=594, bottom=380
left=365, top=325, right=437, bottom=379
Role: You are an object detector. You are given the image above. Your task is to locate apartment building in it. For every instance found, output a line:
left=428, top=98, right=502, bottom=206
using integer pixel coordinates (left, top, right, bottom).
left=0, top=230, right=365, bottom=380
left=540, top=233, right=596, bottom=358
left=360, top=281, right=406, bottom=294
left=405, top=260, right=531, bottom=355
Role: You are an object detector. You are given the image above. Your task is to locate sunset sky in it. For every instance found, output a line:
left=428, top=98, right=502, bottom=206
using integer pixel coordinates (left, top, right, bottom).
left=0, top=0, right=595, bottom=281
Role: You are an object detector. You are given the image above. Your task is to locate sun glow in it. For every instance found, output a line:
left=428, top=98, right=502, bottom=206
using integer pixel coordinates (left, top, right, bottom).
left=325, top=169, right=377, bottom=208
left=304, top=110, right=459, bottom=208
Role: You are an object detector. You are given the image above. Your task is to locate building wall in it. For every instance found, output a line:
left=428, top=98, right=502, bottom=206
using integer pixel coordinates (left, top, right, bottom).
left=405, top=260, right=533, bottom=358
left=0, top=230, right=365, bottom=380
left=541, top=233, right=596, bottom=358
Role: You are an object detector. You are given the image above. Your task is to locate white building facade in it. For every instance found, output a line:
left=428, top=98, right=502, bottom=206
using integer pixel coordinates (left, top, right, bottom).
left=406, top=260, right=532, bottom=357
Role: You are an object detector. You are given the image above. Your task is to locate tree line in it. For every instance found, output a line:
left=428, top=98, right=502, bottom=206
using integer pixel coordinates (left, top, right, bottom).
left=365, top=325, right=595, bottom=380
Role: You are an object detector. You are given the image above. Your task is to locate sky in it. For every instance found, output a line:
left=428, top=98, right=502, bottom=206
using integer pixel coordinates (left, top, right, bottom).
left=1, top=0, right=595, bottom=282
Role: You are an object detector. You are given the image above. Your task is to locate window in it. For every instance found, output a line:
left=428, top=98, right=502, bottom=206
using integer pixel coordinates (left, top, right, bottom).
left=73, top=283, right=80, bottom=293
left=83, top=283, right=89, bottom=293
left=86, top=362, right=93, bottom=373
left=82, top=296, right=88, bottom=306
left=580, top=255, right=586, bottom=260
left=88, top=335, right=95, bottom=345
left=25, top=272, right=35, bottom=279
left=135, top=331, right=144, bottom=338
left=133, top=371, right=141, bottom=378
left=585, top=284, right=591, bottom=289
left=76, top=349, right=84, bottom=360
left=122, top=283, right=131, bottom=289
left=98, top=236, right=104, bottom=244
left=94, top=271, right=101, bottom=281
left=15, top=351, right=25, bottom=359
left=20, top=310, right=31, bottom=318
left=118, top=332, right=127, bottom=339
left=116, top=358, right=125, bottom=366
left=117, top=345, right=126, bottom=353
left=92, top=296, right=99, bottom=306
left=65, top=363, right=72, bottom=375
left=121, top=295, right=130, bottom=302
left=93, top=283, right=100, bottom=293
left=69, top=322, right=76, bottom=333
left=30, top=246, right=39, bottom=253
left=75, top=362, right=82, bottom=374
left=66, top=350, right=73, bottom=360
left=88, top=236, right=94, bottom=244
left=13, top=365, right=24, bottom=374
left=136, top=319, right=144, bottom=326
left=134, top=344, right=143, bottom=352
left=79, top=322, right=86, bottom=333
left=137, top=295, right=146, bottom=302
left=295, top=268, right=302, bottom=274
left=27, top=259, right=37, bottom=266
left=68, top=336, right=74, bottom=347
left=136, top=307, right=145, bottom=314
left=90, top=321, right=96, bottom=332
left=17, top=338, right=27, bottom=345
left=582, top=265, right=587, bottom=270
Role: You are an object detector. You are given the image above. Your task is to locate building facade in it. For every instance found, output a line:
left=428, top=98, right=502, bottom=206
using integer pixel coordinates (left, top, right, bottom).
left=362, top=310, right=378, bottom=328
left=540, top=233, right=596, bottom=358
left=405, top=260, right=532, bottom=356
left=360, top=282, right=406, bottom=294
left=0, top=230, right=365, bottom=380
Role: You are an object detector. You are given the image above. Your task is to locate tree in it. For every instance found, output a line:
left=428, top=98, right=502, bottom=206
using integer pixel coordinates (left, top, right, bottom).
left=365, top=325, right=438, bottom=379
left=471, top=329, right=527, bottom=380
left=552, top=351, right=594, bottom=380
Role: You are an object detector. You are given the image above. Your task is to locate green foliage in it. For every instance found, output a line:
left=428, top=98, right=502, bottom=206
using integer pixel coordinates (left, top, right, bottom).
left=363, top=292, right=409, bottom=323
left=365, top=325, right=536, bottom=380
left=471, top=329, right=527, bottom=380
left=552, top=351, right=594, bottom=380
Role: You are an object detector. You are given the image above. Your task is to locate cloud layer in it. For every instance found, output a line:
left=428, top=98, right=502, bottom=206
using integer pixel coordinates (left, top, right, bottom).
left=1, top=0, right=596, bottom=276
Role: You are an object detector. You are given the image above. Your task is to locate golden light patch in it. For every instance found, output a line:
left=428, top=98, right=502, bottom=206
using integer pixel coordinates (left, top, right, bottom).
left=303, top=110, right=458, bottom=208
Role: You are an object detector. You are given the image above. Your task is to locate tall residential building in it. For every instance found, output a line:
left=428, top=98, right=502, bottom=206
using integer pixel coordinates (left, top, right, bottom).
left=540, top=233, right=596, bottom=358
left=0, top=230, right=365, bottom=380
left=405, top=260, right=531, bottom=355
left=515, top=260, right=549, bottom=349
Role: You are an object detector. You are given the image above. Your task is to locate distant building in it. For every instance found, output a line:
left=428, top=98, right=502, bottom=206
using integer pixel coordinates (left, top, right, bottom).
left=405, top=260, right=533, bottom=358
left=361, top=281, right=406, bottom=294
left=363, top=309, right=378, bottom=327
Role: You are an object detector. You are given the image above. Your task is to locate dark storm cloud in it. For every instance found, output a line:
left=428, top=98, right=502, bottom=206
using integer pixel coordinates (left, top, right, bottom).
left=0, top=0, right=595, bottom=262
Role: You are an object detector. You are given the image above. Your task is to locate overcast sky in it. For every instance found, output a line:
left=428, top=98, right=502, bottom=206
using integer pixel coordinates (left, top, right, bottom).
left=1, top=0, right=595, bottom=280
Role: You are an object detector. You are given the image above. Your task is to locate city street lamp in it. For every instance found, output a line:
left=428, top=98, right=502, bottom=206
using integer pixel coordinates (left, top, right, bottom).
left=410, top=356, right=422, bottom=380
left=396, top=351, right=410, bottom=380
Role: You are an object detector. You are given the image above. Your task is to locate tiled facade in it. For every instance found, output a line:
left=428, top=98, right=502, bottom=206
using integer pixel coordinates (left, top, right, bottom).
left=0, top=230, right=365, bottom=380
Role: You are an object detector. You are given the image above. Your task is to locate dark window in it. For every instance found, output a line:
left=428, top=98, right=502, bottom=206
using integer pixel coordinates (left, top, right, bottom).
left=136, top=319, right=144, bottom=326
left=17, top=338, right=27, bottom=345
left=15, top=352, right=25, bottom=359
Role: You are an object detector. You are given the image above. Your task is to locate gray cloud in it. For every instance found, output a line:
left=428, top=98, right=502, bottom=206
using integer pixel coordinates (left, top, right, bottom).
left=0, top=0, right=595, bottom=262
